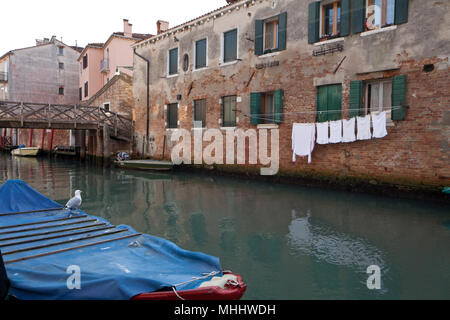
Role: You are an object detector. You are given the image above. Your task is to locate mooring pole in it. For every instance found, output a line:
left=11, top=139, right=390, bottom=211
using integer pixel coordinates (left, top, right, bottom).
left=41, top=129, right=46, bottom=150
left=29, top=129, right=33, bottom=147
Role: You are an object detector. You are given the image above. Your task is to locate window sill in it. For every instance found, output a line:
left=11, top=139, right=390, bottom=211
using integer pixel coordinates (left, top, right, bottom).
left=219, top=60, right=238, bottom=68
left=166, top=128, right=179, bottom=131
left=166, top=74, right=179, bottom=78
left=257, top=124, right=279, bottom=129
left=360, top=25, right=397, bottom=37
left=220, top=126, right=237, bottom=130
left=313, top=37, right=345, bottom=46
left=193, top=67, right=208, bottom=73
left=191, top=127, right=207, bottom=131
left=257, top=51, right=281, bottom=58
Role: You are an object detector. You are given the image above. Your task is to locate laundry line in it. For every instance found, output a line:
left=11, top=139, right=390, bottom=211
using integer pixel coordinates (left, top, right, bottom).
left=240, top=106, right=403, bottom=123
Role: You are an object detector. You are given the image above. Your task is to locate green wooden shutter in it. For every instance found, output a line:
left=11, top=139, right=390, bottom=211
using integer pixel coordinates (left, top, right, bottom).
left=317, top=86, right=328, bottom=123
left=328, top=84, right=342, bottom=121
left=340, top=0, right=351, bottom=36
left=195, top=39, right=207, bottom=69
left=308, top=1, right=320, bottom=44
left=255, top=20, right=264, bottom=56
left=352, top=0, right=366, bottom=34
left=391, top=75, right=407, bottom=120
left=395, top=0, right=409, bottom=25
left=277, top=12, right=287, bottom=51
left=224, top=29, right=238, bottom=63
left=349, top=81, right=364, bottom=118
left=250, top=92, right=262, bottom=125
left=274, top=89, right=283, bottom=124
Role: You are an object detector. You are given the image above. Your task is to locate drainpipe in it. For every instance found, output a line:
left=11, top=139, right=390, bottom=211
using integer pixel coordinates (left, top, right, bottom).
left=133, top=49, right=150, bottom=141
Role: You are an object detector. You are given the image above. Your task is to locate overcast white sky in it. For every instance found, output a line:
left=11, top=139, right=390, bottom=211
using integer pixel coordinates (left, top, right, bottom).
left=0, top=0, right=226, bottom=55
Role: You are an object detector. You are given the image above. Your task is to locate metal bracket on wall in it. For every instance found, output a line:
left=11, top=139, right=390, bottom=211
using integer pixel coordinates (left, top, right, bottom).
left=313, top=43, right=344, bottom=57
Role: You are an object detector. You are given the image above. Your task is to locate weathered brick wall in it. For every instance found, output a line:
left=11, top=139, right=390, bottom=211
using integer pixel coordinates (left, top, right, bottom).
left=132, top=0, right=450, bottom=190
left=17, top=129, right=70, bottom=151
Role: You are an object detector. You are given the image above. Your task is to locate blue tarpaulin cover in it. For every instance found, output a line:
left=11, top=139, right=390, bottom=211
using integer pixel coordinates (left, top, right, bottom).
left=0, top=180, right=222, bottom=300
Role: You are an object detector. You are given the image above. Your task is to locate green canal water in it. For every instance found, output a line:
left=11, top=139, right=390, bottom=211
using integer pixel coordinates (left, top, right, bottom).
left=1, top=153, right=449, bottom=300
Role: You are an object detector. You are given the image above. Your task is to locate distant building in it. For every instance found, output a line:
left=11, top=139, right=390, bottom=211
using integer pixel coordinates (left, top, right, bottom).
left=78, top=19, right=152, bottom=102
left=0, top=36, right=82, bottom=149
left=0, top=36, right=81, bottom=104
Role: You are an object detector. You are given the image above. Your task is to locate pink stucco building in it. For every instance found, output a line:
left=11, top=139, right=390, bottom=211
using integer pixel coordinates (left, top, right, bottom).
left=78, top=19, right=151, bottom=102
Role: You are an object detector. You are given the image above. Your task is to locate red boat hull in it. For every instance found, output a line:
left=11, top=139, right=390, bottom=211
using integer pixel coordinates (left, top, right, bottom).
left=132, top=272, right=246, bottom=300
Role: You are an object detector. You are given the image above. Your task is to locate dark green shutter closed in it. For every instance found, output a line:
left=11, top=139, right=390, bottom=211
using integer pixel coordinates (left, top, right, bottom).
left=195, top=39, right=207, bottom=69
left=352, top=0, right=366, bottom=34
left=317, top=86, right=328, bottom=123
left=274, top=89, right=283, bottom=124
left=349, top=81, right=364, bottom=118
left=391, top=75, right=407, bottom=120
left=255, top=20, right=264, bottom=56
left=250, top=93, right=262, bottom=125
left=224, top=29, right=237, bottom=63
left=340, top=0, right=351, bottom=36
left=277, top=12, right=287, bottom=51
left=328, top=85, right=342, bottom=121
left=308, top=1, right=320, bottom=44
left=395, top=0, right=409, bottom=25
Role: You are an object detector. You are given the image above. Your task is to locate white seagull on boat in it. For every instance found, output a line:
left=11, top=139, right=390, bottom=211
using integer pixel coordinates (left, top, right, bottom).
left=65, top=190, right=82, bottom=213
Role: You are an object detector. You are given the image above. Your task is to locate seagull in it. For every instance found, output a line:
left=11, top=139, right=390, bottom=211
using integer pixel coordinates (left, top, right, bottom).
left=65, top=190, right=82, bottom=213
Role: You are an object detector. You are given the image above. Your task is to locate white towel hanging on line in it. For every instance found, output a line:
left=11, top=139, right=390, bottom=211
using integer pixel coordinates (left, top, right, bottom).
left=372, top=111, right=388, bottom=139
left=342, top=117, right=356, bottom=143
left=316, top=122, right=329, bottom=145
left=292, top=123, right=315, bottom=163
left=329, top=120, right=343, bottom=144
left=357, top=115, right=372, bottom=141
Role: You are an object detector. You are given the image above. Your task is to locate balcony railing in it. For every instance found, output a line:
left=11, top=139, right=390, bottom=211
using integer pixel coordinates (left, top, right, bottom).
left=0, top=72, right=7, bottom=82
left=100, top=59, right=110, bottom=73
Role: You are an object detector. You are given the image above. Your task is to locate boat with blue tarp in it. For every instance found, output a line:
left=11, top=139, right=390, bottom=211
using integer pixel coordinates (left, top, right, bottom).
left=0, top=180, right=246, bottom=300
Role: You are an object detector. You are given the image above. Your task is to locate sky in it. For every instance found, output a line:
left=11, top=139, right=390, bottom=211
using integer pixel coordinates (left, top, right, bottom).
left=0, top=0, right=227, bottom=55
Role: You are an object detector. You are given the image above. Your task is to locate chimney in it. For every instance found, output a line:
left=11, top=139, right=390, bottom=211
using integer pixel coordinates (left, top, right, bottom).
left=123, top=19, right=133, bottom=37
left=157, top=20, right=170, bottom=35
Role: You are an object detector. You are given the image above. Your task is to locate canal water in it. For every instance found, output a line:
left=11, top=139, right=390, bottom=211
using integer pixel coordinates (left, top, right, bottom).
left=1, top=153, right=449, bottom=300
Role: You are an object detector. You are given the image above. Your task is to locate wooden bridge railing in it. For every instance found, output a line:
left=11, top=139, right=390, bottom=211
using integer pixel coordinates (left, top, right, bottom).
left=0, top=101, right=134, bottom=141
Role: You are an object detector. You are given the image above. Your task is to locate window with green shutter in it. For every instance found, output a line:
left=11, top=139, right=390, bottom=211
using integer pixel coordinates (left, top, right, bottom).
left=167, top=103, right=178, bottom=128
left=308, top=1, right=321, bottom=44
left=223, top=29, right=238, bottom=63
left=250, top=90, right=283, bottom=125
left=254, top=12, right=287, bottom=56
left=250, top=92, right=262, bottom=125
left=316, top=84, right=342, bottom=122
left=394, top=0, right=409, bottom=25
left=352, top=0, right=366, bottom=34
left=349, top=80, right=364, bottom=118
left=168, top=48, right=178, bottom=75
left=195, top=39, right=207, bottom=69
left=193, top=99, right=207, bottom=127
left=391, top=75, right=407, bottom=120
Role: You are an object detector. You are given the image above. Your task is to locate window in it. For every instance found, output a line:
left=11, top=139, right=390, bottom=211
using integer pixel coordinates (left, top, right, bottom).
left=250, top=90, right=283, bottom=125
left=83, top=54, right=88, bottom=69
left=255, top=12, right=287, bottom=55
left=183, top=54, right=189, bottom=72
left=322, top=1, right=341, bottom=37
left=195, top=39, right=207, bottom=69
left=58, top=62, right=64, bottom=70
left=365, top=80, right=392, bottom=114
left=58, top=87, right=64, bottom=95
left=222, top=96, right=237, bottom=127
left=193, top=99, right=206, bottom=127
left=316, top=84, right=342, bottom=122
left=168, top=48, right=178, bottom=75
left=366, top=0, right=395, bottom=30
left=84, top=81, right=88, bottom=97
left=223, top=29, right=238, bottom=63
left=58, top=47, right=64, bottom=55
left=79, top=88, right=82, bottom=101
left=167, top=103, right=178, bottom=128
left=103, top=103, right=110, bottom=112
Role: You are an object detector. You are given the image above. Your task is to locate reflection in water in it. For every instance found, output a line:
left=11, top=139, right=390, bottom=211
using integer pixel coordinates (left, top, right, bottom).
left=0, top=153, right=449, bottom=299
left=288, top=210, right=385, bottom=271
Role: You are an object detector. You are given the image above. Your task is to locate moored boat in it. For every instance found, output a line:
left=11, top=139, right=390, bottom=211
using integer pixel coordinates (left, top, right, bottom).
left=11, top=147, right=40, bottom=157
left=115, top=159, right=175, bottom=171
left=0, top=180, right=246, bottom=300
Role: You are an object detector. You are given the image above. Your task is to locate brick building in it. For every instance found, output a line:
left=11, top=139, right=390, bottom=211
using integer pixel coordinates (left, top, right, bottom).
left=132, top=0, right=449, bottom=194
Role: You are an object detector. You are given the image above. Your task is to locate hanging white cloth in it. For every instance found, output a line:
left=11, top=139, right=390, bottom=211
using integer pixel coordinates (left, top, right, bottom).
left=329, top=120, right=343, bottom=144
left=372, top=111, right=388, bottom=139
left=292, top=123, right=315, bottom=164
left=357, top=115, right=372, bottom=141
left=342, top=117, right=356, bottom=143
left=316, top=121, right=329, bottom=145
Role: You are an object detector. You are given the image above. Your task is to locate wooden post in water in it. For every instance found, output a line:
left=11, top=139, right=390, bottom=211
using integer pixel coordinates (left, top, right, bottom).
left=103, top=125, right=110, bottom=162
left=80, top=130, right=86, bottom=160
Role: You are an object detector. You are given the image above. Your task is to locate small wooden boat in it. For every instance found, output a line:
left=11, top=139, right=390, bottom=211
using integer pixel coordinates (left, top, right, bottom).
left=11, top=147, right=40, bottom=157
left=115, top=159, right=174, bottom=171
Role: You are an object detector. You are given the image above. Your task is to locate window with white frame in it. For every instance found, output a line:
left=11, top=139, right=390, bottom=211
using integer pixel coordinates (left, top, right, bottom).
left=223, top=29, right=238, bottom=63
left=168, top=48, right=178, bottom=76
left=320, top=0, right=342, bottom=38
left=195, top=39, right=207, bottom=69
